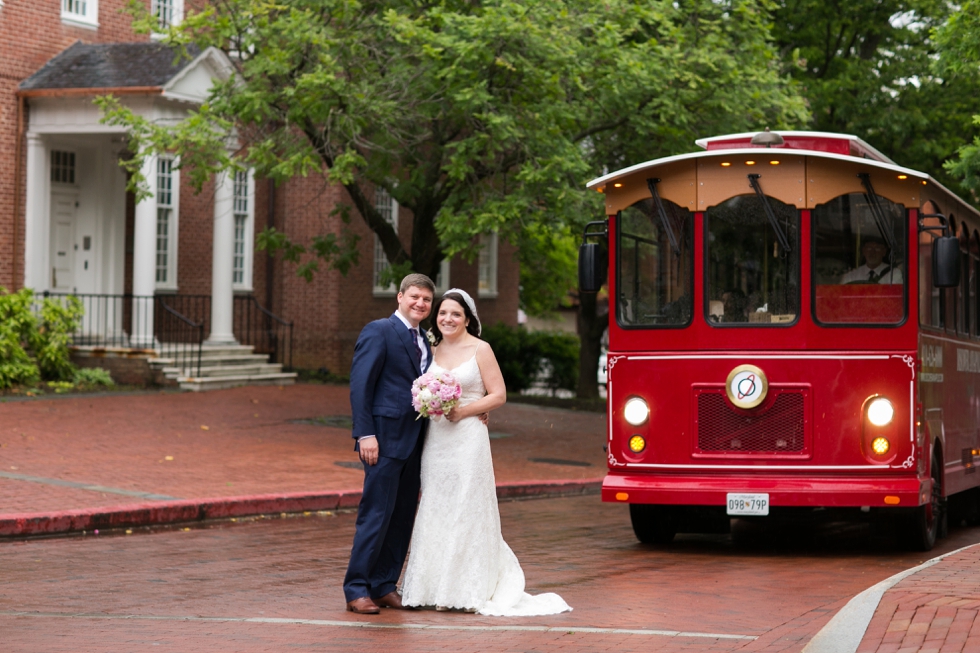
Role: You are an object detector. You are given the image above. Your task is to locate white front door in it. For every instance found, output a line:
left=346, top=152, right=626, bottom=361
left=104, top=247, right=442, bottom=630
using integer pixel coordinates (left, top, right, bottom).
left=50, top=190, right=77, bottom=292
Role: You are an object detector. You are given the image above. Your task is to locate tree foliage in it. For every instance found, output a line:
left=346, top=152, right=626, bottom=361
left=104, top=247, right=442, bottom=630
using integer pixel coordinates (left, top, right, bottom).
left=933, top=0, right=980, bottom=197
left=771, top=0, right=978, bottom=198
left=100, top=0, right=809, bottom=398
left=102, top=0, right=806, bottom=306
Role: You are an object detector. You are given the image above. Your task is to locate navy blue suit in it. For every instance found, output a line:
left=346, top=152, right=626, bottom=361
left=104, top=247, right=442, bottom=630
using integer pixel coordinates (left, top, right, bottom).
left=343, top=314, right=431, bottom=603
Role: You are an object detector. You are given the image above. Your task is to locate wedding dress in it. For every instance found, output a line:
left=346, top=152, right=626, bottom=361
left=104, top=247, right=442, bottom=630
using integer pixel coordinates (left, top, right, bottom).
left=400, top=353, right=571, bottom=616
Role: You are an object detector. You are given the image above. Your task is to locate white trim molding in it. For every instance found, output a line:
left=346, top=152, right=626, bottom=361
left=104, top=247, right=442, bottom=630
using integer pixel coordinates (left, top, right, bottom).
left=153, top=155, right=179, bottom=291
left=231, top=168, right=255, bottom=292
left=478, top=233, right=498, bottom=298
left=61, top=0, right=99, bottom=29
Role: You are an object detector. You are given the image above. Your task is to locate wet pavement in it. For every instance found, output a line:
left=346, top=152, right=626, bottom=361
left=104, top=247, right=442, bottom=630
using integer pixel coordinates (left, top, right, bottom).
left=2, top=384, right=980, bottom=651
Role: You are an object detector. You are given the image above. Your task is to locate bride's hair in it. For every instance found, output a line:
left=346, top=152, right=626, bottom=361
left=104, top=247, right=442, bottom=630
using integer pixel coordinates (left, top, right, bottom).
left=429, top=292, right=481, bottom=346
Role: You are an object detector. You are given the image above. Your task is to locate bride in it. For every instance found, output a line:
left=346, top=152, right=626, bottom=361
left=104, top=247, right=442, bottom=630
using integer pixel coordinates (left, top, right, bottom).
left=400, top=289, right=571, bottom=616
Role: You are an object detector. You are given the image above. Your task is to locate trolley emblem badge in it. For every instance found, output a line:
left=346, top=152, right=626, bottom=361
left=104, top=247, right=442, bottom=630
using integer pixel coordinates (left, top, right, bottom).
left=725, top=364, right=768, bottom=409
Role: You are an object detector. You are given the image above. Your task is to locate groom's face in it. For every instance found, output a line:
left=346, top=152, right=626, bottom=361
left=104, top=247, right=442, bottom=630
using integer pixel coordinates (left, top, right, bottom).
left=397, top=285, right=434, bottom=327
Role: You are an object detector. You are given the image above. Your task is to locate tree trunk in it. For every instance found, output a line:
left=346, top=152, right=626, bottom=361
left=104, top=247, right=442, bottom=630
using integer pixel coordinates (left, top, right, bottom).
left=577, top=291, right=607, bottom=399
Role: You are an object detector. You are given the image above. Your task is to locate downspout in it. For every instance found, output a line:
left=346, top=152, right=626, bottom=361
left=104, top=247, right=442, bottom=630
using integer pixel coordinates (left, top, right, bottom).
left=265, top=178, right=275, bottom=311
left=13, top=93, right=25, bottom=290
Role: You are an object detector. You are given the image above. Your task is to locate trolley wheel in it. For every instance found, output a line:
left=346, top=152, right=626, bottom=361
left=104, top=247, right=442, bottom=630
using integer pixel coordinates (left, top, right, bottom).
left=629, top=504, right=676, bottom=544
left=904, top=453, right=946, bottom=552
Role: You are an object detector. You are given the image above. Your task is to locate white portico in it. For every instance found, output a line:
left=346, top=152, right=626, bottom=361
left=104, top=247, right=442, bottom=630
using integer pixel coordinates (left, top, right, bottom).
left=19, top=41, right=238, bottom=347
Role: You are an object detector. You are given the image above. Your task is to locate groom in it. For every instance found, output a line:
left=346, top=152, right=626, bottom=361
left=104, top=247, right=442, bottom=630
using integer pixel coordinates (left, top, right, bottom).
left=343, top=273, right=435, bottom=614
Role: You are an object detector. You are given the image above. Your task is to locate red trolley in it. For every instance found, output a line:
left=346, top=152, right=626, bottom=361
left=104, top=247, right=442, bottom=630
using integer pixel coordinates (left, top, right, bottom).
left=579, top=130, right=979, bottom=550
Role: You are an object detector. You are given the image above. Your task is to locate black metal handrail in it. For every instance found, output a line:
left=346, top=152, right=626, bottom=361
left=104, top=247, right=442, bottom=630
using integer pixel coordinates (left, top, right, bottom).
left=233, top=295, right=294, bottom=369
left=156, top=297, right=205, bottom=378
left=40, top=292, right=291, bottom=376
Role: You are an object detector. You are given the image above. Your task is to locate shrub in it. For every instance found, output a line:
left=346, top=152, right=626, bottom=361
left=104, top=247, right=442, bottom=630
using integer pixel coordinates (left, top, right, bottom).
left=481, top=323, right=580, bottom=394
left=531, top=330, right=579, bottom=393
left=74, top=367, right=115, bottom=388
left=0, top=288, right=82, bottom=389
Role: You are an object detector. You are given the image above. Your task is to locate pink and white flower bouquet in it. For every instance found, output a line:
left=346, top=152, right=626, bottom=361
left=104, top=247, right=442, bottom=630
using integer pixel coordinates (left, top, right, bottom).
left=411, top=370, right=462, bottom=420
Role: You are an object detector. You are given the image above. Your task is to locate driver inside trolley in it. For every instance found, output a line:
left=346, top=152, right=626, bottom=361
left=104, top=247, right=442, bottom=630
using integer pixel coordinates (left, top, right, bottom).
left=840, top=235, right=903, bottom=285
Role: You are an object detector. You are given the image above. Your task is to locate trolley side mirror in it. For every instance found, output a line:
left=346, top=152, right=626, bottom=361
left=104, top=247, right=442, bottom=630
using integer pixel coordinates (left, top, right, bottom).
left=578, top=220, right=609, bottom=294
left=578, top=242, right=607, bottom=293
left=933, top=236, right=961, bottom=288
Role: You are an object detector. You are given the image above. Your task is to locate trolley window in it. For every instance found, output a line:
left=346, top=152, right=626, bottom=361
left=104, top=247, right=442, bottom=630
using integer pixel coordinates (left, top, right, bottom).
left=812, top=193, right=907, bottom=325
left=704, top=194, right=800, bottom=326
left=616, top=198, right=693, bottom=327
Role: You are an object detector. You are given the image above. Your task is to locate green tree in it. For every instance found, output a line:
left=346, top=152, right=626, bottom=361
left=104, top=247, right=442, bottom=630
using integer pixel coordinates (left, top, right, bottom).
left=771, top=0, right=978, bottom=197
left=101, top=0, right=807, bottom=398
left=934, top=0, right=980, bottom=198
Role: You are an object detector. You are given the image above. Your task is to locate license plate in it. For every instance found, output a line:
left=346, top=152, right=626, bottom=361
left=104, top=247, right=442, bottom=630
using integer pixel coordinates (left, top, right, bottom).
left=726, top=493, right=769, bottom=516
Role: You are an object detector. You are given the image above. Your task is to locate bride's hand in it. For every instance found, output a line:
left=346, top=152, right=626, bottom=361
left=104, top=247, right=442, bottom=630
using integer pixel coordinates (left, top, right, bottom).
left=445, top=405, right=463, bottom=423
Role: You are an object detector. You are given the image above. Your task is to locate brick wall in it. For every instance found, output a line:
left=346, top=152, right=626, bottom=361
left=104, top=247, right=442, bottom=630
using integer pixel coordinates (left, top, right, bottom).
left=268, top=173, right=519, bottom=375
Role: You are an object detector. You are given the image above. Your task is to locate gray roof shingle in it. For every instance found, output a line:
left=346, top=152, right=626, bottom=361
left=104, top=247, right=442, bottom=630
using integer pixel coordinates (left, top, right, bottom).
left=20, top=41, right=203, bottom=91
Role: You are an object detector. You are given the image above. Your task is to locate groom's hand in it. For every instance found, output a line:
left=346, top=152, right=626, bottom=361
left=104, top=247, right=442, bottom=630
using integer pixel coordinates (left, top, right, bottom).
left=478, top=412, right=489, bottom=426
left=359, top=437, right=379, bottom=466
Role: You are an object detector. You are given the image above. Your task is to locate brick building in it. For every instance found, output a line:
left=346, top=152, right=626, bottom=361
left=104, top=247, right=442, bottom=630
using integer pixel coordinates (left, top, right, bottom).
left=0, top=1, right=519, bottom=379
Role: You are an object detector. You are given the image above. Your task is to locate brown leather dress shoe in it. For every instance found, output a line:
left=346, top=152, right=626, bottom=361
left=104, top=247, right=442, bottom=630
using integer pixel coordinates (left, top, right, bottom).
left=374, top=591, right=408, bottom=609
left=346, top=597, right=380, bottom=614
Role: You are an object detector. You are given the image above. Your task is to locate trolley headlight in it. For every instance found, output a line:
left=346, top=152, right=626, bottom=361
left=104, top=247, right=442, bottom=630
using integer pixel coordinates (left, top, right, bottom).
left=623, top=397, right=650, bottom=426
left=867, top=397, right=894, bottom=427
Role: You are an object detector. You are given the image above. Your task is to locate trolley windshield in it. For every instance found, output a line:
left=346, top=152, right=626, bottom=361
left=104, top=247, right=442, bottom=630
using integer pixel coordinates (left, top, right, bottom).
left=812, top=193, right=907, bottom=325
left=704, top=195, right=800, bottom=325
left=617, top=198, right=693, bottom=327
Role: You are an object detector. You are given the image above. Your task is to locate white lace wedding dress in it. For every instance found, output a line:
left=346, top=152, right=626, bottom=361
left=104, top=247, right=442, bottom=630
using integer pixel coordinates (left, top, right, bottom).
left=401, top=354, right=571, bottom=616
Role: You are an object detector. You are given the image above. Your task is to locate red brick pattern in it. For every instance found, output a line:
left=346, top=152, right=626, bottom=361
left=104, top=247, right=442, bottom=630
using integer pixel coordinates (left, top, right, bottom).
left=858, top=547, right=980, bottom=653
left=0, top=384, right=605, bottom=517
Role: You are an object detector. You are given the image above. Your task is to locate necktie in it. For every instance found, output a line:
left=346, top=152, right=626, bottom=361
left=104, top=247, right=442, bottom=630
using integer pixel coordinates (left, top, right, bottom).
left=411, top=329, right=422, bottom=367
left=868, top=269, right=878, bottom=283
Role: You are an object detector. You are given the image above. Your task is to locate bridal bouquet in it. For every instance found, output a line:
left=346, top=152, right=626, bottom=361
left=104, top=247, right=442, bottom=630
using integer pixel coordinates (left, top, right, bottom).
left=411, top=371, right=462, bottom=420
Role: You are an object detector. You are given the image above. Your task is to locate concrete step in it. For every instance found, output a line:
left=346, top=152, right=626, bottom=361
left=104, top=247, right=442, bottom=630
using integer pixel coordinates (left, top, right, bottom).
left=191, top=364, right=285, bottom=378
left=149, top=354, right=272, bottom=368
left=177, top=372, right=298, bottom=392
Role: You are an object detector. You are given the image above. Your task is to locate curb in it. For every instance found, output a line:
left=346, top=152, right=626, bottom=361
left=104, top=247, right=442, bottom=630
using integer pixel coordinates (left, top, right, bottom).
left=802, top=543, right=978, bottom=653
left=0, top=478, right=603, bottom=538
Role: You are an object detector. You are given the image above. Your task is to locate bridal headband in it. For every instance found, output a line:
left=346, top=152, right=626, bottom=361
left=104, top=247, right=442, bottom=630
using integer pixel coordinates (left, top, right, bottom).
left=444, top=288, right=480, bottom=335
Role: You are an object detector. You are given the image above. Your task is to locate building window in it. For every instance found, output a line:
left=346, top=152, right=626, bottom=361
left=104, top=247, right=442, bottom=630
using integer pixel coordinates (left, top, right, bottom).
left=372, top=186, right=450, bottom=295
left=478, top=233, right=498, bottom=298
left=50, top=151, right=76, bottom=184
left=61, top=0, right=98, bottom=27
left=232, top=169, right=254, bottom=290
left=152, top=0, right=183, bottom=31
left=155, top=157, right=179, bottom=289
left=372, top=187, right=399, bottom=295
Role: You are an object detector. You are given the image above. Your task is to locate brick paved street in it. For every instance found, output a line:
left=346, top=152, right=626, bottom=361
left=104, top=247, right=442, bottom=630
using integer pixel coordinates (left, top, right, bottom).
left=4, top=493, right=980, bottom=652
left=0, top=385, right=605, bottom=515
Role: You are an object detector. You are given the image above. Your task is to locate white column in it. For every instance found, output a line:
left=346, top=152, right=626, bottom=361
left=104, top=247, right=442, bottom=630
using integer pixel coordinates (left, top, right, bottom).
left=206, top=170, right=237, bottom=345
left=131, top=153, right=157, bottom=348
left=23, top=133, right=50, bottom=292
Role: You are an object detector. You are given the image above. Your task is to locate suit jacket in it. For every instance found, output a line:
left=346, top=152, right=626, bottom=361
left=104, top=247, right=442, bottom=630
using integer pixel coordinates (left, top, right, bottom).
left=349, top=314, right=432, bottom=460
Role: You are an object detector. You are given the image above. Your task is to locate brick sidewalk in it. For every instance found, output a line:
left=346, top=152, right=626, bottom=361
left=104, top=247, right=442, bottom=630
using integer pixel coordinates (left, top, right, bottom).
left=854, top=544, right=980, bottom=653
left=0, top=384, right=605, bottom=535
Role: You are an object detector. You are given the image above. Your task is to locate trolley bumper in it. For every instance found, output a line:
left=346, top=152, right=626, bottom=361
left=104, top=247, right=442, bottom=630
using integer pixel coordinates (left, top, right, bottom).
left=602, top=472, right=930, bottom=508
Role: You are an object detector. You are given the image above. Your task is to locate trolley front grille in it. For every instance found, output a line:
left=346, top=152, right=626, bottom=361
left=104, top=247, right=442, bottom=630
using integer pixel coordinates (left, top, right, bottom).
left=696, top=390, right=806, bottom=453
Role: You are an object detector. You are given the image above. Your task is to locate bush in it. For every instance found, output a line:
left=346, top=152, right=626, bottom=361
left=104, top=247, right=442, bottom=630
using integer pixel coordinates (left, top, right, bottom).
left=73, top=367, right=115, bottom=388
left=533, top=330, right=579, bottom=393
left=0, top=288, right=82, bottom=390
left=481, top=323, right=580, bottom=394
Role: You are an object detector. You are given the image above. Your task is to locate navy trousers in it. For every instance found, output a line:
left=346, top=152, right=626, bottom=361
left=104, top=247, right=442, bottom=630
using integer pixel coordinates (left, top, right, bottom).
left=342, top=436, right=423, bottom=602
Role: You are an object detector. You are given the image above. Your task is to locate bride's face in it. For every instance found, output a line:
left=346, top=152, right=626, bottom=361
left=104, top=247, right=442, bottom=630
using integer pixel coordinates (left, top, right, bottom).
left=437, top=299, right=469, bottom=338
